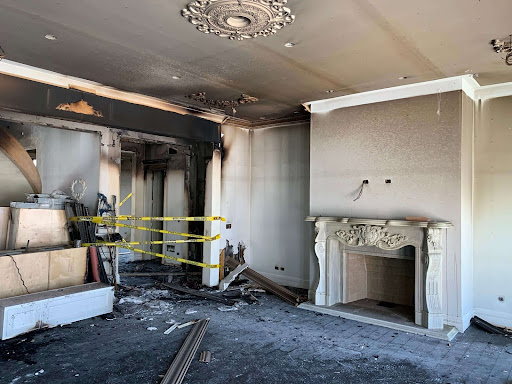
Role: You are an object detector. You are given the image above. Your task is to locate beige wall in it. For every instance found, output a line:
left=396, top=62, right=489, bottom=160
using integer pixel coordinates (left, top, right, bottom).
left=221, top=122, right=311, bottom=288
left=250, top=122, right=310, bottom=288
left=474, top=96, right=512, bottom=327
left=310, top=91, right=466, bottom=328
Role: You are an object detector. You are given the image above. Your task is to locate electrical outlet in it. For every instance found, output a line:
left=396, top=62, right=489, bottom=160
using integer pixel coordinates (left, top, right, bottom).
left=226, top=223, right=232, bottom=229
left=385, top=179, right=391, bottom=184
left=363, top=179, right=369, bottom=184
left=498, top=296, right=505, bottom=302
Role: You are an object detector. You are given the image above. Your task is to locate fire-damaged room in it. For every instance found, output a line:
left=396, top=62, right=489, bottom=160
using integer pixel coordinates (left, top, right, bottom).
left=0, top=1, right=511, bottom=383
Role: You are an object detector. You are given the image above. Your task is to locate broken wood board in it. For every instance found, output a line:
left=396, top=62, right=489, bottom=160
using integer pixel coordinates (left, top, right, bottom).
left=226, top=256, right=302, bottom=306
left=7, top=208, right=70, bottom=249
left=219, top=262, right=248, bottom=292
left=219, top=248, right=225, bottom=281
left=0, top=247, right=87, bottom=299
left=0, top=207, right=9, bottom=250
left=161, top=283, right=236, bottom=306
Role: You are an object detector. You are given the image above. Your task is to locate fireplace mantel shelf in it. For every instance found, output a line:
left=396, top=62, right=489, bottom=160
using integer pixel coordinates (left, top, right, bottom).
left=305, top=216, right=453, bottom=229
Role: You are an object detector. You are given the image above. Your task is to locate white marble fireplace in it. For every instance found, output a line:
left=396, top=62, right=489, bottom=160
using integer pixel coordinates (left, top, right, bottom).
left=304, top=217, right=453, bottom=332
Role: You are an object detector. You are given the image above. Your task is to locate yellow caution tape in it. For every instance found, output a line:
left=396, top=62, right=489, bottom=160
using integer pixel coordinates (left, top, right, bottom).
left=83, top=234, right=220, bottom=247
left=114, top=243, right=219, bottom=268
left=68, top=215, right=222, bottom=269
left=119, top=193, right=133, bottom=207
left=68, top=216, right=226, bottom=222
left=96, top=221, right=213, bottom=239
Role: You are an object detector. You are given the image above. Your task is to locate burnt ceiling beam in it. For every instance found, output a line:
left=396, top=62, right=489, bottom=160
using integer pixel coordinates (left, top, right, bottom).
left=0, top=74, right=220, bottom=143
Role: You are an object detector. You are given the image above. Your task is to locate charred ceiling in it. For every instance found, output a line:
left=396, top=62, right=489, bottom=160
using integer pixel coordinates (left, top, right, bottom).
left=0, top=0, right=511, bottom=123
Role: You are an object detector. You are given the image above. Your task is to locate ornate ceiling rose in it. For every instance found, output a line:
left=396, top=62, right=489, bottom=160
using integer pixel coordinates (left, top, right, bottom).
left=181, top=0, right=295, bottom=41
left=186, top=92, right=258, bottom=114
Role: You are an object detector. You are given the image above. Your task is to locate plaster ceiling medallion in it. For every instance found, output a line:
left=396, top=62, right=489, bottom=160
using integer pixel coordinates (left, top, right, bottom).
left=186, top=92, right=258, bottom=114
left=181, top=0, right=295, bottom=41
left=491, top=35, right=512, bottom=66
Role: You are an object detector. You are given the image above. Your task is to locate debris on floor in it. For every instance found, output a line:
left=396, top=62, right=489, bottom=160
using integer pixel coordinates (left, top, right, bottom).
left=177, top=320, right=199, bottom=329
left=218, top=262, right=249, bottom=291
left=198, top=350, right=211, bottom=364
left=160, top=318, right=210, bottom=384
left=161, top=283, right=236, bottom=306
left=225, top=256, right=304, bottom=306
left=472, top=316, right=512, bottom=336
left=164, top=323, right=179, bottom=335
left=217, top=305, right=239, bottom=312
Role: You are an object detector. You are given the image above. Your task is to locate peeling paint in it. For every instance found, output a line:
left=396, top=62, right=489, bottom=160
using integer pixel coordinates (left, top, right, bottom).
left=56, top=99, right=103, bottom=117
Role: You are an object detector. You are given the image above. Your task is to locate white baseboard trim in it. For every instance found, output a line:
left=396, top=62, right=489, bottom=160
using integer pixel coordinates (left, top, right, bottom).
left=445, top=315, right=463, bottom=332
left=473, top=308, right=512, bottom=328
left=462, top=309, right=475, bottom=332
left=257, top=271, right=309, bottom=289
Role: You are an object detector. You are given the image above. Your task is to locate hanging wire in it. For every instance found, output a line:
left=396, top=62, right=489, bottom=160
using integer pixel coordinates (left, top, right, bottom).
left=0, top=45, right=5, bottom=61
left=353, top=181, right=366, bottom=201
left=10, top=256, right=30, bottom=294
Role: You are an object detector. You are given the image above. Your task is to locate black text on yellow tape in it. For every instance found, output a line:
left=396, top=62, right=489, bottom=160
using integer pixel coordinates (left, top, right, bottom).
left=83, top=234, right=220, bottom=247
left=69, top=216, right=226, bottom=222
left=113, top=243, right=219, bottom=269
left=95, top=221, right=212, bottom=240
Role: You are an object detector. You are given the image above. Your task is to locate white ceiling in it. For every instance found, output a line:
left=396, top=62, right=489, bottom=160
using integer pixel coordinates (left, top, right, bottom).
left=0, top=0, right=511, bottom=123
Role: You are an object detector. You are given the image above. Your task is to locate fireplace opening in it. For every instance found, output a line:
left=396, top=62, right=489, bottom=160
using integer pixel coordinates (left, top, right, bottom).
left=343, top=247, right=415, bottom=323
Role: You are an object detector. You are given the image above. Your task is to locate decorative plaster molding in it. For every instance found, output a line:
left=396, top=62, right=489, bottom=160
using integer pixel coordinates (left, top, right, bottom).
left=335, top=225, right=408, bottom=250
left=181, top=0, right=295, bottom=41
left=186, top=92, right=258, bottom=112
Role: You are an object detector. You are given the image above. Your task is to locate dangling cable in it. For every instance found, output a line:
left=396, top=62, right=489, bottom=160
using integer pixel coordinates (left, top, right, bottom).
left=353, top=181, right=366, bottom=201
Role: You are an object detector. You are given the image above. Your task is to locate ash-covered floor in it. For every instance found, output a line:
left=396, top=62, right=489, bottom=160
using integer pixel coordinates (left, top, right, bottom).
left=1, top=262, right=511, bottom=384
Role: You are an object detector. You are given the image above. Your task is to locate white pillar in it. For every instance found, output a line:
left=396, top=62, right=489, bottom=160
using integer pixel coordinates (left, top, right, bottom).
left=202, top=149, right=221, bottom=287
left=98, top=129, right=121, bottom=283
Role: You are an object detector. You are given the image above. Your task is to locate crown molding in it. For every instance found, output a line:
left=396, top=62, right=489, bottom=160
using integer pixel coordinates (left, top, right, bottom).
left=304, top=75, right=481, bottom=114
